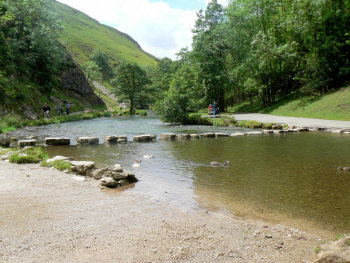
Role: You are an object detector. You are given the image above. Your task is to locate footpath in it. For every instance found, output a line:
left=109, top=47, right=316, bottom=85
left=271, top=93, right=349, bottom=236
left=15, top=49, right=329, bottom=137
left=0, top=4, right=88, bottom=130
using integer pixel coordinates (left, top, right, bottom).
left=205, top=113, right=350, bottom=129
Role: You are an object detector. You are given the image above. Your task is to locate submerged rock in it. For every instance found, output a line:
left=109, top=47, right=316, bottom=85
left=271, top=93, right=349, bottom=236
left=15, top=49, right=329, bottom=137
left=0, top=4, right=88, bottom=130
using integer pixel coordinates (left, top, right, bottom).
left=77, top=137, right=99, bottom=144
left=45, top=137, right=70, bottom=146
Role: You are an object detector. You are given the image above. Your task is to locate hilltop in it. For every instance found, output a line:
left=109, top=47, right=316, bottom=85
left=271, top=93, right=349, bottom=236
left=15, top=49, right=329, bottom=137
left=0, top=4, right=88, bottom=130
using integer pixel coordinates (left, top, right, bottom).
left=54, top=1, right=158, bottom=68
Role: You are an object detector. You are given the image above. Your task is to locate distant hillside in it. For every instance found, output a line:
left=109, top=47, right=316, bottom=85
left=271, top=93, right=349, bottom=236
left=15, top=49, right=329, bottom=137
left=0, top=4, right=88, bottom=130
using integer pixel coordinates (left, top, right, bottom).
left=54, top=1, right=158, bottom=68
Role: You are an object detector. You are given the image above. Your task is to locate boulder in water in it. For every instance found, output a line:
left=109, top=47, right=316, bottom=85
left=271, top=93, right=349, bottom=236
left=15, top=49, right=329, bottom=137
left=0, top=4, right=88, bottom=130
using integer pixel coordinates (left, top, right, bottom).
left=159, top=133, right=176, bottom=140
left=18, top=140, right=37, bottom=147
left=45, top=137, right=70, bottom=146
left=77, top=137, right=99, bottom=144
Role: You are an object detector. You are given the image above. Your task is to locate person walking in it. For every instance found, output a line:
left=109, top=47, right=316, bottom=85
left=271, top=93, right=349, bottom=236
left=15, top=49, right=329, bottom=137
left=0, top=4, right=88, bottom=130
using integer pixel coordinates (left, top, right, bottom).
left=65, top=102, right=71, bottom=115
left=42, top=102, right=51, bottom=119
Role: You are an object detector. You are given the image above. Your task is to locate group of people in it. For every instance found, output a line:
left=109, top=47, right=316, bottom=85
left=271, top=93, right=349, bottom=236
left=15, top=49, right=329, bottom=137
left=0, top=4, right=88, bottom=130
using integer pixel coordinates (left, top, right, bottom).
left=208, top=101, right=219, bottom=115
left=42, top=101, right=71, bottom=118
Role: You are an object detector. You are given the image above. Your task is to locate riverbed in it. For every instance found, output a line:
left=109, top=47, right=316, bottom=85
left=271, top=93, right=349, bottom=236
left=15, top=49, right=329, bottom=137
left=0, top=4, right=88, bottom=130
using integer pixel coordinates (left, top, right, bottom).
left=9, top=113, right=350, bottom=237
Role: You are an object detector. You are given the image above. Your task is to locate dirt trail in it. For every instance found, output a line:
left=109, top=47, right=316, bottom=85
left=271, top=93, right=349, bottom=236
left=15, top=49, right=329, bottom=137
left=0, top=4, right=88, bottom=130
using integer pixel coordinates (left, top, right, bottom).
left=93, top=81, right=117, bottom=101
left=0, top=160, right=320, bottom=263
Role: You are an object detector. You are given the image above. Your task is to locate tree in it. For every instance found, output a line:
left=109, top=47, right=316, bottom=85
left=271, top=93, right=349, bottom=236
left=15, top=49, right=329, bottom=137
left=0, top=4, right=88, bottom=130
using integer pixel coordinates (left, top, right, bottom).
left=83, top=61, right=102, bottom=82
left=0, top=0, right=65, bottom=91
left=112, top=62, right=150, bottom=114
left=156, top=64, right=201, bottom=123
left=90, top=49, right=111, bottom=78
left=192, top=0, right=229, bottom=111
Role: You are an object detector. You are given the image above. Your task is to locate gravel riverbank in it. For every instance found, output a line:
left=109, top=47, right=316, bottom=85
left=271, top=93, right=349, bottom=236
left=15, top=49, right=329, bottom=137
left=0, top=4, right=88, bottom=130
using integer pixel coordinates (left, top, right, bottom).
left=0, top=160, right=320, bottom=263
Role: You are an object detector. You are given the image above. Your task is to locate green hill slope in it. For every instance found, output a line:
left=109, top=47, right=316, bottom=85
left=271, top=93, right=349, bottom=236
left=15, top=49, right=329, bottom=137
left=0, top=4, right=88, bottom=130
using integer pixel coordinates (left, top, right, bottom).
left=234, top=85, right=350, bottom=121
left=54, top=1, right=158, bottom=68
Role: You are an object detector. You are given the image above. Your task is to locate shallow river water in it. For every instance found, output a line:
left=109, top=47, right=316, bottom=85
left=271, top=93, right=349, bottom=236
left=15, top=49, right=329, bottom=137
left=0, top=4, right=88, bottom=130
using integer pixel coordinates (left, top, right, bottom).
left=10, top=113, right=350, bottom=237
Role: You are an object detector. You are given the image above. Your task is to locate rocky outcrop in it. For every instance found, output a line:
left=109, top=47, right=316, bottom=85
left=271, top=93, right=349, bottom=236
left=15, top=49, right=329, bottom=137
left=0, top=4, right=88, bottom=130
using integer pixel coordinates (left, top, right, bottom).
left=314, top=235, right=350, bottom=263
left=45, top=137, right=71, bottom=146
left=77, top=137, right=99, bottom=145
left=60, top=54, right=104, bottom=107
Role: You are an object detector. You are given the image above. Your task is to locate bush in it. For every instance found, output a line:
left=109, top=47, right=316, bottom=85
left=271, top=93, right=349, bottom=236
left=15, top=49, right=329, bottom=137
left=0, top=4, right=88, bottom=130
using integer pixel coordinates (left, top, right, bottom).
left=186, top=113, right=212, bottom=125
left=136, top=110, right=147, bottom=116
left=237, top=120, right=263, bottom=129
left=103, top=111, right=111, bottom=117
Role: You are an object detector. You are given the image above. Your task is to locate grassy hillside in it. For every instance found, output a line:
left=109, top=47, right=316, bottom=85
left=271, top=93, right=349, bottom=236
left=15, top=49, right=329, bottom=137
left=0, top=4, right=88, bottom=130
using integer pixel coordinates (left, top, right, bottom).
left=233, top=85, right=350, bottom=121
left=54, top=1, right=158, bottom=68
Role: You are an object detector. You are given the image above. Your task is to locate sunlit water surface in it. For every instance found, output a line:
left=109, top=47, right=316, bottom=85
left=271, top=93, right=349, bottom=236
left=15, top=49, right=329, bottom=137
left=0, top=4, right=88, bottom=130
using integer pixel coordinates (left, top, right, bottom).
left=10, top=113, right=350, bottom=237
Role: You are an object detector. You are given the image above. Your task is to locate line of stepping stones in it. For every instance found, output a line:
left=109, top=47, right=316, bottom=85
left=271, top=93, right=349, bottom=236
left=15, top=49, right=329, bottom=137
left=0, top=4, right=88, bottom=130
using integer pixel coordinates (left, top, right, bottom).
left=1, top=127, right=350, bottom=147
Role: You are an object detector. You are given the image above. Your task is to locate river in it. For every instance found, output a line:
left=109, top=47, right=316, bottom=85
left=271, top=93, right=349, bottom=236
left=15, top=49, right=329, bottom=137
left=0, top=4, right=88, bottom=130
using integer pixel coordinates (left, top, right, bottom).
left=10, top=113, right=350, bottom=237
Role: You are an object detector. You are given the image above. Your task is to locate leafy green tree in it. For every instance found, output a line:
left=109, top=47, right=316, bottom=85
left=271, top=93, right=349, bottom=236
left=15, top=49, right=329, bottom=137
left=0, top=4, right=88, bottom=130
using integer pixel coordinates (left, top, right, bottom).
left=112, top=62, right=151, bottom=114
left=83, top=61, right=102, bottom=82
left=0, top=0, right=65, bottom=91
left=90, top=49, right=111, bottom=78
left=192, top=0, right=229, bottom=111
left=156, top=64, right=201, bottom=123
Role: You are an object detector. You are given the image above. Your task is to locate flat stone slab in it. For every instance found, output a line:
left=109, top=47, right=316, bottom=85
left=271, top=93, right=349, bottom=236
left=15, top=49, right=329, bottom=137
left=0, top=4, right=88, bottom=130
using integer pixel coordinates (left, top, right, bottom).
left=246, top=131, right=263, bottom=135
left=45, top=137, right=70, bottom=146
left=46, top=156, right=73, bottom=163
left=77, top=137, right=99, bottom=144
left=159, top=133, right=176, bottom=140
left=231, top=132, right=246, bottom=136
left=177, top=134, right=190, bottom=139
left=104, top=135, right=128, bottom=143
left=18, top=140, right=37, bottom=147
left=215, top=133, right=229, bottom=137
left=273, top=130, right=288, bottom=134
left=263, top=130, right=274, bottom=134
left=200, top=133, right=215, bottom=138
left=190, top=134, right=200, bottom=138
left=133, top=134, right=155, bottom=142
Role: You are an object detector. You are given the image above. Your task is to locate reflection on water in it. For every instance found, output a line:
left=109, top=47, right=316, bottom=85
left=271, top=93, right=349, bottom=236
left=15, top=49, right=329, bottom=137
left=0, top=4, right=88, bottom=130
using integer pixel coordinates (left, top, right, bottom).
left=11, top=113, right=350, bottom=237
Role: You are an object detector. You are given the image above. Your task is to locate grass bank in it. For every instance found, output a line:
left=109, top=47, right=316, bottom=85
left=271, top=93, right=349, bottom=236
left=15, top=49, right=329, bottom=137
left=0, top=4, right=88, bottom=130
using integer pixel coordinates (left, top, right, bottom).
left=232, top=85, right=350, bottom=121
left=0, top=111, right=110, bottom=134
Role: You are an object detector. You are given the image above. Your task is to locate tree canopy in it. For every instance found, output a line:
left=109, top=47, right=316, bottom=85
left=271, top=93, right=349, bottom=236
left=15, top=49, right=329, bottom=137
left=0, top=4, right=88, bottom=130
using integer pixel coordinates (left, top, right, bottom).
left=153, top=0, right=350, bottom=123
left=112, top=62, right=151, bottom=114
